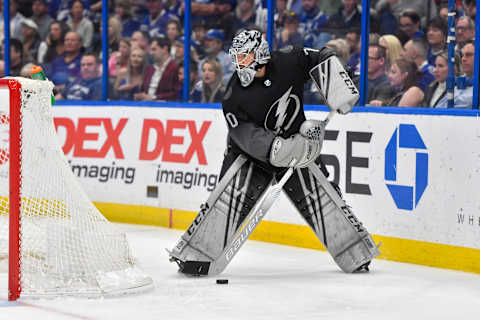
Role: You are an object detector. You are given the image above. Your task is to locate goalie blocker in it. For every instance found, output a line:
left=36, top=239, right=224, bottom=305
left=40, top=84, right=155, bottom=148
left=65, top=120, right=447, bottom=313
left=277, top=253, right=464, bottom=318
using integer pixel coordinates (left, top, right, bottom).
left=309, top=54, right=359, bottom=114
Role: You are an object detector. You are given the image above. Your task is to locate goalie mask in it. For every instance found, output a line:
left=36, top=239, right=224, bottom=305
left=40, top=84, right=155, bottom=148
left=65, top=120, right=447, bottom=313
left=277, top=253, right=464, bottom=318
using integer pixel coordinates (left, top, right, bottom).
left=229, top=30, right=270, bottom=87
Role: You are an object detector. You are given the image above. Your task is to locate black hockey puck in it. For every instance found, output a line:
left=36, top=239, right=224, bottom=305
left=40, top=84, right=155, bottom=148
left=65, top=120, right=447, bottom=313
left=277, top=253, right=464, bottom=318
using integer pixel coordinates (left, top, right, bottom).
left=216, top=279, right=228, bottom=284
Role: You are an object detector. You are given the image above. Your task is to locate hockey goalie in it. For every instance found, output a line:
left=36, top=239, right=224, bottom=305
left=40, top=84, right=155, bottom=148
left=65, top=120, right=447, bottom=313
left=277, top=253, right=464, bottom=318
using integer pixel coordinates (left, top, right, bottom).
left=168, top=29, right=380, bottom=276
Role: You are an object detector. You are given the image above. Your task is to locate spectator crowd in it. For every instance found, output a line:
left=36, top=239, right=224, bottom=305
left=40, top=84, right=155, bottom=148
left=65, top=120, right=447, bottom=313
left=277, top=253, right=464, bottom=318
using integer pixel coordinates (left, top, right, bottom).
left=0, top=0, right=477, bottom=108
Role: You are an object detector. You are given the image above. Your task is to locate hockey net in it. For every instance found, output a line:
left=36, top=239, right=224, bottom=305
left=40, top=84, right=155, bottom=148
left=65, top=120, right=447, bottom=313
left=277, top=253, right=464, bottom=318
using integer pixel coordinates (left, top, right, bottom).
left=0, top=78, right=153, bottom=300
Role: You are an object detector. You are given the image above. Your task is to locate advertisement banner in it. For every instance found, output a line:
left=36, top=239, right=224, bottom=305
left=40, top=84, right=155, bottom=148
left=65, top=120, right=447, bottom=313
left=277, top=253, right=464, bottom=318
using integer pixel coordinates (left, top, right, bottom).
left=53, top=106, right=226, bottom=211
left=304, top=110, right=480, bottom=250
left=52, top=106, right=480, bottom=250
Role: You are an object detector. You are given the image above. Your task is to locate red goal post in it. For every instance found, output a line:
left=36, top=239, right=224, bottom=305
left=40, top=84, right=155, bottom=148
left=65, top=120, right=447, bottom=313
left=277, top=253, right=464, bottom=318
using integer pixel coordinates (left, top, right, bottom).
left=1, top=79, right=22, bottom=300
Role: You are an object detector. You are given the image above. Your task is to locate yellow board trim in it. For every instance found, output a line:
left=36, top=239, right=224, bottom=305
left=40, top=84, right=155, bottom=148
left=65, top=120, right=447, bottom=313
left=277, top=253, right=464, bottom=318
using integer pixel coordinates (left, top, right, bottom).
left=94, top=202, right=480, bottom=274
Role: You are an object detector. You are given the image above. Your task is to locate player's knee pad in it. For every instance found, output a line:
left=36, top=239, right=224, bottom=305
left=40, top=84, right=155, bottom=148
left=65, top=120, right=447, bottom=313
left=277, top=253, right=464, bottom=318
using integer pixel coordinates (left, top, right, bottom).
left=283, top=162, right=380, bottom=273
left=170, top=153, right=273, bottom=266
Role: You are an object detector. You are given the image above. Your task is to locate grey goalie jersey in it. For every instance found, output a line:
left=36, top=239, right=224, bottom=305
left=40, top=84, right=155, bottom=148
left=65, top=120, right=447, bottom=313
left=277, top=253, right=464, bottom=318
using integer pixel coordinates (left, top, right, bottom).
left=222, top=46, right=335, bottom=168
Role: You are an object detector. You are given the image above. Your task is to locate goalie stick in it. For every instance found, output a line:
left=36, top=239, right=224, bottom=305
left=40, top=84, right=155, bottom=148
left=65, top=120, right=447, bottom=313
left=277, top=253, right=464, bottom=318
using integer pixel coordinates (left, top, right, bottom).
left=203, top=56, right=365, bottom=273
left=169, top=110, right=336, bottom=276
left=208, top=111, right=336, bottom=274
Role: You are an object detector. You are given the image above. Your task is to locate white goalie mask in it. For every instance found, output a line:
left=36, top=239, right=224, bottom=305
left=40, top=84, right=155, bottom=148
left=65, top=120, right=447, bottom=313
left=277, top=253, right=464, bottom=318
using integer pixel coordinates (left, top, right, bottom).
left=229, top=30, right=271, bottom=87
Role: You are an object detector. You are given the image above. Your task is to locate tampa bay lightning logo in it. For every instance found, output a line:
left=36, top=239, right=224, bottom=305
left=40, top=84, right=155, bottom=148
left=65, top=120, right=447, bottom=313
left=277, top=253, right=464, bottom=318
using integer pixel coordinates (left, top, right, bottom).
left=385, top=124, right=428, bottom=211
left=264, top=86, right=300, bottom=134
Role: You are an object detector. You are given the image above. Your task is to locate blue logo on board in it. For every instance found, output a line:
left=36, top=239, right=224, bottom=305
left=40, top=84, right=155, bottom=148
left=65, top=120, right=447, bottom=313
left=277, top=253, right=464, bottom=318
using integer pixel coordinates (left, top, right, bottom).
left=385, top=124, right=428, bottom=211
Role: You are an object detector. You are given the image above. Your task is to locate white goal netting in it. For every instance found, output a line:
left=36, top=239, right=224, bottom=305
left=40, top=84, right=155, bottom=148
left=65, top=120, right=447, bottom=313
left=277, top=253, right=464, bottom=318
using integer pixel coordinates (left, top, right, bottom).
left=0, top=78, right=153, bottom=298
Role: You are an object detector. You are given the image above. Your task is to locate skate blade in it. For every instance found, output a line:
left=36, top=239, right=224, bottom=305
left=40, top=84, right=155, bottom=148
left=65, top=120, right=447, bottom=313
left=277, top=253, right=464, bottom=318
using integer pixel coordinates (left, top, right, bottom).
left=180, top=261, right=211, bottom=276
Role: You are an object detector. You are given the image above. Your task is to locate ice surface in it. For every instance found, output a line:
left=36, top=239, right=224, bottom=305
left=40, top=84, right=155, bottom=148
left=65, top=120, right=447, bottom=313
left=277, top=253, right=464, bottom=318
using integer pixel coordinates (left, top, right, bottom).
left=1, top=224, right=479, bottom=320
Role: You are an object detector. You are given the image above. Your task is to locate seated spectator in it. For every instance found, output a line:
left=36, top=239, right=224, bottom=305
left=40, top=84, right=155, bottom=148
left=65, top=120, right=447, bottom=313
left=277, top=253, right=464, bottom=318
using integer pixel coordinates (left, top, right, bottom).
left=114, top=47, right=146, bottom=100
left=299, top=0, right=328, bottom=47
left=424, top=52, right=447, bottom=108
left=402, top=38, right=435, bottom=92
left=93, top=16, right=122, bottom=57
left=46, top=31, right=83, bottom=90
left=191, top=20, right=207, bottom=59
left=379, top=34, right=403, bottom=70
left=166, top=19, right=182, bottom=55
left=198, top=29, right=234, bottom=85
left=55, top=53, right=102, bottom=101
left=113, top=0, right=141, bottom=38
left=107, top=16, right=122, bottom=53
left=276, top=11, right=303, bottom=49
left=172, top=37, right=185, bottom=65
left=370, top=58, right=424, bottom=107
left=109, top=38, right=131, bottom=78
left=423, top=51, right=462, bottom=108
left=426, top=17, right=447, bottom=65
left=37, top=20, right=69, bottom=65
left=32, top=0, right=54, bottom=41
left=56, top=0, right=92, bottom=22
left=460, top=40, right=475, bottom=81
left=397, top=10, right=424, bottom=44
left=66, top=0, right=94, bottom=49
left=455, top=16, right=475, bottom=53
left=455, top=40, right=475, bottom=108
left=9, top=39, right=25, bottom=76
left=134, top=37, right=179, bottom=101
left=366, top=44, right=395, bottom=105
left=178, top=60, right=199, bottom=101
left=191, top=60, right=225, bottom=103
left=140, top=0, right=179, bottom=39
left=324, top=0, right=362, bottom=39
left=21, top=19, right=42, bottom=64
left=173, top=37, right=200, bottom=66
left=131, top=30, right=153, bottom=64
